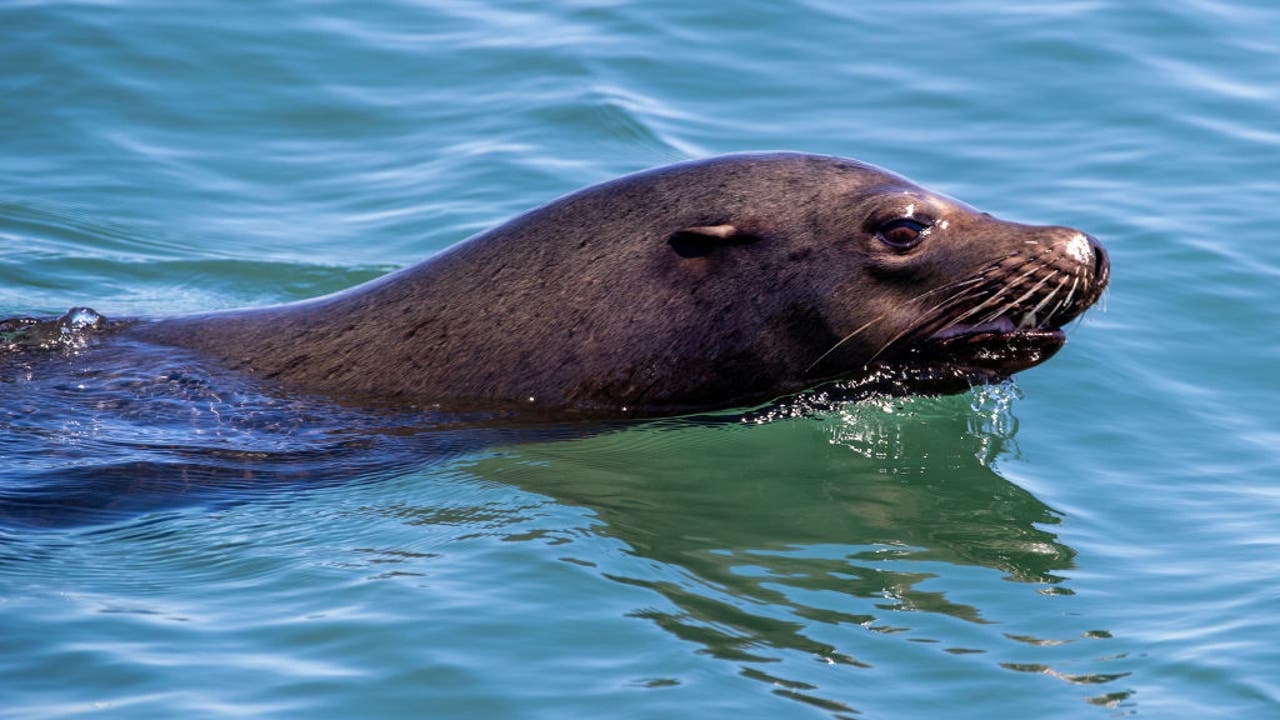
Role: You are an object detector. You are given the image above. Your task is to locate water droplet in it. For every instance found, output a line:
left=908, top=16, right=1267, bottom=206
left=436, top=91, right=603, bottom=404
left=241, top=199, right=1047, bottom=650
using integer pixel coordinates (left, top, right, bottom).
left=62, top=307, right=104, bottom=330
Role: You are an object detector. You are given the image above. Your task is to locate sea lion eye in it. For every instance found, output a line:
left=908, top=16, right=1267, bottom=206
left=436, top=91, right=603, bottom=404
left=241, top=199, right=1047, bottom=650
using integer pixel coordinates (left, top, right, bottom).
left=876, top=218, right=929, bottom=249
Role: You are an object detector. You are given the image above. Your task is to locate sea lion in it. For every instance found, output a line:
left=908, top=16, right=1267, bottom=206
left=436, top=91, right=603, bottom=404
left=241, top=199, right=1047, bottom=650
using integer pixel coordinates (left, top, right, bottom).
left=122, top=152, right=1109, bottom=416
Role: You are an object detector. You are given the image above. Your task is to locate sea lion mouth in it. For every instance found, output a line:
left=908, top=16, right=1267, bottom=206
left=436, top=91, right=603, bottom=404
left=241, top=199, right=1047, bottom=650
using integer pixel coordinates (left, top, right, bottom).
left=915, top=320, right=1066, bottom=377
left=857, top=319, right=1069, bottom=398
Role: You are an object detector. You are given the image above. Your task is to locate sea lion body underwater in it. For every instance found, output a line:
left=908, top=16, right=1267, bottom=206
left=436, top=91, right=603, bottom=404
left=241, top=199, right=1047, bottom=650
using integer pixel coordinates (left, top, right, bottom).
left=124, top=152, right=1109, bottom=416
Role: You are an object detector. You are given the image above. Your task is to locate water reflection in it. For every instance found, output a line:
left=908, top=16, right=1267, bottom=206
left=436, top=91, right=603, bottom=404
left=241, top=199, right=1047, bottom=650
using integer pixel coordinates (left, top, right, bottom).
left=457, top=388, right=1126, bottom=714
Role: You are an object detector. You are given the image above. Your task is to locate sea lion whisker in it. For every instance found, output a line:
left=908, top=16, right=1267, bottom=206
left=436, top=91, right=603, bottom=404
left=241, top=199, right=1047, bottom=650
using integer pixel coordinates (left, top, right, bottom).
left=902, top=278, right=1007, bottom=334
left=931, top=283, right=1008, bottom=325
left=803, top=275, right=989, bottom=373
left=1062, top=276, right=1081, bottom=314
left=1039, top=277, right=1074, bottom=322
left=965, top=262, right=1045, bottom=325
left=867, top=324, right=924, bottom=364
left=976, top=303, right=1018, bottom=328
left=1032, top=275, right=1070, bottom=317
left=1006, top=261, right=1047, bottom=287
left=868, top=282, right=999, bottom=362
left=907, top=275, right=989, bottom=303
left=972, top=256, right=1030, bottom=283
left=909, top=277, right=1010, bottom=331
left=804, top=315, right=886, bottom=373
left=929, top=277, right=1030, bottom=336
left=899, top=299, right=987, bottom=348
left=916, top=278, right=998, bottom=315
left=977, top=270, right=1062, bottom=326
left=1024, top=288, right=1062, bottom=327
left=1018, top=269, right=1062, bottom=305
left=926, top=297, right=1013, bottom=343
left=978, top=251, right=1026, bottom=273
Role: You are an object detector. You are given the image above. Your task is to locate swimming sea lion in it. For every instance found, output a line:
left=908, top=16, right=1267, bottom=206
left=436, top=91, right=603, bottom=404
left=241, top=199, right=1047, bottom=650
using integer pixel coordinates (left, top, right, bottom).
left=125, top=152, right=1109, bottom=416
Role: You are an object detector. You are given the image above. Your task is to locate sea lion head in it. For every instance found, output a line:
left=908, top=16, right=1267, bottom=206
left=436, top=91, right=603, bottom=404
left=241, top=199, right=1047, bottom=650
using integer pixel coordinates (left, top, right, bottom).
left=547, top=152, right=1111, bottom=410
left=757, top=155, right=1113, bottom=397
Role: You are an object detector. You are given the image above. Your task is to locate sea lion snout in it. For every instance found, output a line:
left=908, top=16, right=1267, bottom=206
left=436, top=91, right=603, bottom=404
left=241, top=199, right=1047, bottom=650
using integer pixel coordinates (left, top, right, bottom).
left=1030, top=226, right=1110, bottom=324
left=1038, top=227, right=1109, bottom=281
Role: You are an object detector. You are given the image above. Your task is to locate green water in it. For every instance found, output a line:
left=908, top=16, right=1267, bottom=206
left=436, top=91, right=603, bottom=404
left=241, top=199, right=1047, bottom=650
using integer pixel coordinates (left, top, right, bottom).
left=2, top=1, right=1279, bottom=717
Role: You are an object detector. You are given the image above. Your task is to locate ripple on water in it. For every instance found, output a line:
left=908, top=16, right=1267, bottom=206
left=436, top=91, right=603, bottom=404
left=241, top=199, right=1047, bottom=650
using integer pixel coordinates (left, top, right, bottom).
left=3, top=0, right=1280, bottom=716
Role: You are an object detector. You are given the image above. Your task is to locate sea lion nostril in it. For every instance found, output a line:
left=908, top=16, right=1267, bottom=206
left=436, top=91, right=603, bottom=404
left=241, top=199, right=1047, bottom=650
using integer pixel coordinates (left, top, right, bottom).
left=1089, top=236, right=1110, bottom=282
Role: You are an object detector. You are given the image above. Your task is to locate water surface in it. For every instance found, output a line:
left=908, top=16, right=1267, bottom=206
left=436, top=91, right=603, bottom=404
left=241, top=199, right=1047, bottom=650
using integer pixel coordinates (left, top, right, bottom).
left=3, top=1, right=1279, bottom=717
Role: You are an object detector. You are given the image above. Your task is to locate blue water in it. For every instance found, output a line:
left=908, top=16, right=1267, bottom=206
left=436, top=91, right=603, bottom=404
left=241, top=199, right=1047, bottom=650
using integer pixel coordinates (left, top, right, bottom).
left=3, top=1, right=1279, bottom=717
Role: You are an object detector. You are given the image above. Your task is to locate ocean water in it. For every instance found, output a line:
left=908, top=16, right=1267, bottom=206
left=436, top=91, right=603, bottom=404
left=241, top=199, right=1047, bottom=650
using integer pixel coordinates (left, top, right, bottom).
left=2, top=1, right=1279, bottom=717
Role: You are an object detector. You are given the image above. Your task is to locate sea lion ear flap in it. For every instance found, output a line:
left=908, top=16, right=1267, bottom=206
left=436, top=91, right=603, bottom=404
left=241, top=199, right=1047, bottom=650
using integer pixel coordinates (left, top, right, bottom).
left=667, top=224, right=760, bottom=259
